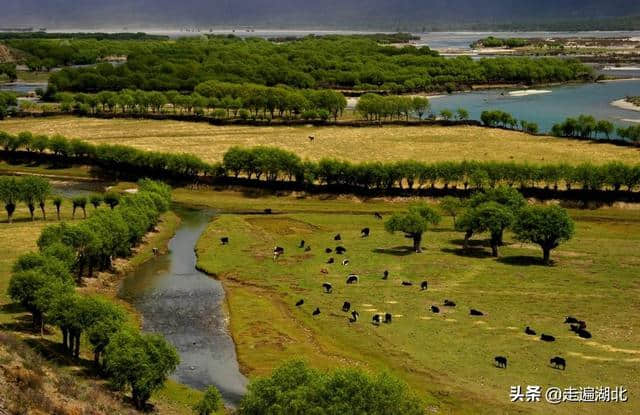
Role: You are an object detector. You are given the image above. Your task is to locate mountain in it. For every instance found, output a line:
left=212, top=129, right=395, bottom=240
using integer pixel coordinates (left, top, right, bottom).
left=1, top=0, right=640, bottom=31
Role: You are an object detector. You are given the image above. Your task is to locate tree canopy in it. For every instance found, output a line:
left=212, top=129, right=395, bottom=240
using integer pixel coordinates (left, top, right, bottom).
left=512, top=205, right=575, bottom=264
left=385, top=204, right=441, bottom=253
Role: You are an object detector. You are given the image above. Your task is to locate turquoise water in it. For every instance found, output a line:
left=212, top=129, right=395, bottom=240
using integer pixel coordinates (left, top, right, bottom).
left=429, top=80, right=640, bottom=136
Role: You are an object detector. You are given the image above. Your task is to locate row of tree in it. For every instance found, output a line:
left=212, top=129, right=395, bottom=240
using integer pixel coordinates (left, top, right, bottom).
left=52, top=83, right=348, bottom=121
left=7, top=179, right=179, bottom=409
left=3, top=131, right=640, bottom=193
left=0, top=175, right=52, bottom=222
left=480, top=110, right=539, bottom=133
left=355, top=93, right=431, bottom=121
left=550, top=115, right=617, bottom=140
left=386, top=187, right=574, bottom=264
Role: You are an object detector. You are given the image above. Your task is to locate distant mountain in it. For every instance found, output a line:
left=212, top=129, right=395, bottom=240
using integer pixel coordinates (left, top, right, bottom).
left=2, top=0, right=640, bottom=31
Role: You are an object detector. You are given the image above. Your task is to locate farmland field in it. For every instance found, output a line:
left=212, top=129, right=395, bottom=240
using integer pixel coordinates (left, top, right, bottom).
left=174, top=188, right=640, bottom=415
left=1, top=116, right=639, bottom=165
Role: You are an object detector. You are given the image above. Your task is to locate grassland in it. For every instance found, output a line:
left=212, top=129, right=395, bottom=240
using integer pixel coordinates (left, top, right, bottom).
left=2, top=116, right=640, bottom=165
left=177, top=187, right=640, bottom=415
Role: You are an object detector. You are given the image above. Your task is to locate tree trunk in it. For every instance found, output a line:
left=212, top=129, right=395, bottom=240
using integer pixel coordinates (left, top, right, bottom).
left=542, top=247, right=551, bottom=265
left=491, top=242, right=499, bottom=257
left=72, top=206, right=76, bottom=219
left=413, top=233, right=422, bottom=253
left=94, top=351, right=100, bottom=367
left=28, top=204, right=35, bottom=221
left=463, top=230, right=472, bottom=250
left=40, top=203, right=46, bottom=221
left=56, top=206, right=61, bottom=220
left=74, top=333, right=81, bottom=357
left=62, top=328, right=68, bottom=350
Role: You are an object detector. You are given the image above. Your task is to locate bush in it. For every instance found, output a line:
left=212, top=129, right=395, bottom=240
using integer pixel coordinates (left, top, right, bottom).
left=193, top=385, right=223, bottom=415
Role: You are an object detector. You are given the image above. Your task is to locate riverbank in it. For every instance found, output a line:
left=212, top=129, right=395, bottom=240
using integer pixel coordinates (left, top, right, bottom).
left=611, top=98, right=640, bottom=112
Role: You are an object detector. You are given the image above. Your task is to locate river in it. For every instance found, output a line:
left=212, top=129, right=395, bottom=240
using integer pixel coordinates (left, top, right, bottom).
left=428, top=79, right=640, bottom=135
left=118, top=206, right=247, bottom=405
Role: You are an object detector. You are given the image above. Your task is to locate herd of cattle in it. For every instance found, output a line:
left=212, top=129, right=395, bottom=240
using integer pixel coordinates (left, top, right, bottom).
left=219, top=211, right=593, bottom=372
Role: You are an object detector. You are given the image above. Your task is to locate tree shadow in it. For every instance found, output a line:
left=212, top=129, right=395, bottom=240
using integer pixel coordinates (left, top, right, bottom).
left=497, top=256, right=549, bottom=267
left=22, top=337, right=97, bottom=377
left=441, top=247, right=492, bottom=259
left=372, top=246, right=415, bottom=256
left=449, top=239, right=491, bottom=248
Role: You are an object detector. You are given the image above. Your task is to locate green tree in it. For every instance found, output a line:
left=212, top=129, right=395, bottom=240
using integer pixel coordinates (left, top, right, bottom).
left=464, top=202, right=514, bottom=257
left=193, top=386, right=223, bottom=415
left=513, top=205, right=575, bottom=265
left=239, top=360, right=423, bottom=415
left=385, top=204, right=441, bottom=253
left=72, top=196, right=87, bottom=219
left=456, top=107, right=469, bottom=121
left=89, top=194, right=102, bottom=209
left=52, top=196, right=63, bottom=220
left=104, top=328, right=180, bottom=410
left=103, top=192, right=120, bottom=209
left=0, top=176, right=21, bottom=223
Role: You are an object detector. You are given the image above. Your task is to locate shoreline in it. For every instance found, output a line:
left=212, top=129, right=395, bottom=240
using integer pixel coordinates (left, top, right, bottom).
left=611, top=98, right=640, bottom=112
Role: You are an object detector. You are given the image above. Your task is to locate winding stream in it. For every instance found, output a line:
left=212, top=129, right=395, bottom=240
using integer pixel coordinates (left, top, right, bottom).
left=118, top=206, right=247, bottom=405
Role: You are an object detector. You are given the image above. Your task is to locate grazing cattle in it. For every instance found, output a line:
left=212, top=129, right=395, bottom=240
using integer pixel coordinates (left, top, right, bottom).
left=342, top=302, right=351, bottom=312
left=273, top=246, right=285, bottom=260
left=295, top=299, right=304, bottom=307
left=470, top=309, right=484, bottom=316
left=420, top=281, right=428, bottom=290
left=577, top=329, right=592, bottom=339
left=350, top=310, right=359, bottom=322
left=570, top=324, right=580, bottom=333
left=372, top=314, right=382, bottom=325
left=335, top=246, right=347, bottom=254
left=401, top=281, right=413, bottom=286
left=431, top=305, right=440, bottom=313
left=382, top=270, right=389, bottom=280
left=374, top=212, right=383, bottom=220
left=322, top=282, right=333, bottom=293
left=320, top=268, right=329, bottom=274
left=334, top=234, right=342, bottom=241
left=494, top=356, right=508, bottom=368
left=525, top=326, right=537, bottom=336
left=550, top=356, right=566, bottom=370
left=264, top=208, right=272, bottom=214
left=325, top=248, right=333, bottom=253
left=342, top=259, right=350, bottom=266
left=564, top=316, right=579, bottom=324
left=540, top=334, right=555, bottom=342
left=444, top=299, right=456, bottom=307
left=152, top=247, right=159, bottom=255
left=220, top=237, right=229, bottom=245
left=305, top=246, right=311, bottom=252
left=346, top=274, right=359, bottom=284
left=361, top=227, right=370, bottom=237
left=384, top=313, right=392, bottom=324
left=299, top=240, right=305, bottom=248
left=308, top=135, right=315, bottom=142
left=312, top=308, right=321, bottom=316
left=577, top=320, right=587, bottom=329
left=327, top=257, right=335, bottom=264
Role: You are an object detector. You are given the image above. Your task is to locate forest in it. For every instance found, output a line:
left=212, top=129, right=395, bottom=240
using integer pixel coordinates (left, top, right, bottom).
left=32, top=36, right=594, bottom=94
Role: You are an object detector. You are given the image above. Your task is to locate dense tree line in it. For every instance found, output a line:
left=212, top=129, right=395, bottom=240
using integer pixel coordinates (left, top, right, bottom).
left=2, top=37, right=166, bottom=70
left=3, top=131, right=640, bottom=194
left=617, top=125, right=640, bottom=142
left=7, top=178, right=179, bottom=409
left=42, top=36, right=593, bottom=94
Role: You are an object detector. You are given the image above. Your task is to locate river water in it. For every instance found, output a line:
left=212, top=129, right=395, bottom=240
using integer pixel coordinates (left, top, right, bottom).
left=118, top=206, right=247, bottom=405
left=429, top=79, right=640, bottom=135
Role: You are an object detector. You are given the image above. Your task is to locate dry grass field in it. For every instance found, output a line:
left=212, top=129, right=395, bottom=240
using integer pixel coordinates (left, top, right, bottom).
left=1, top=116, right=639, bottom=165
